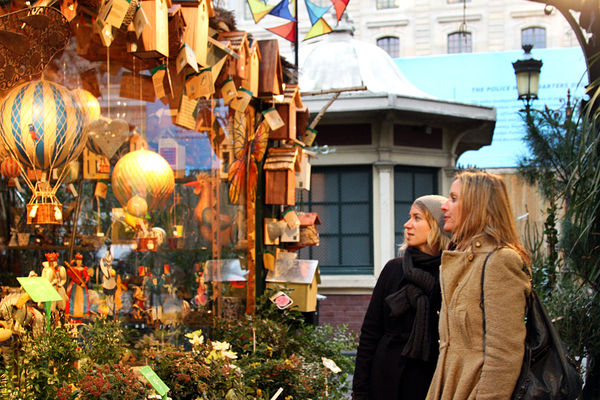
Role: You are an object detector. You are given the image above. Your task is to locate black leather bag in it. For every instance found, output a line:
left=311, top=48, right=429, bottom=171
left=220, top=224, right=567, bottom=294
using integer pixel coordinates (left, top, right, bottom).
left=480, top=251, right=582, bottom=400
left=511, top=288, right=582, bottom=400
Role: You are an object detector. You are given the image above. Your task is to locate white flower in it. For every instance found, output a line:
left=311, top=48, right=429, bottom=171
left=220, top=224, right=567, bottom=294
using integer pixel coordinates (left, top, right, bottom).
left=211, top=341, right=230, bottom=351
left=221, top=350, right=238, bottom=360
left=322, top=357, right=341, bottom=374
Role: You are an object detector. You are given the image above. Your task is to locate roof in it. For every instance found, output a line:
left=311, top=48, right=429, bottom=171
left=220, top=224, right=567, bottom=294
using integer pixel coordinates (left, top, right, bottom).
left=264, top=147, right=299, bottom=171
left=299, top=30, right=434, bottom=98
left=298, top=212, right=321, bottom=226
left=216, top=31, right=248, bottom=53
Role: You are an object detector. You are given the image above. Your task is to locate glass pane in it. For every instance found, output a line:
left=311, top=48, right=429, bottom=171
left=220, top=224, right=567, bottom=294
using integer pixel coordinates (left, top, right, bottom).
left=310, top=172, right=339, bottom=202
left=341, top=236, right=370, bottom=265
left=341, top=171, right=369, bottom=202
left=341, top=204, right=370, bottom=234
left=312, top=204, right=339, bottom=234
left=312, top=236, right=339, bottom=266
left=395, top=203, right=411, bottom=232
left=394, top=171, right=413, bottom=201
left=415, top=172, right=435, bottom=197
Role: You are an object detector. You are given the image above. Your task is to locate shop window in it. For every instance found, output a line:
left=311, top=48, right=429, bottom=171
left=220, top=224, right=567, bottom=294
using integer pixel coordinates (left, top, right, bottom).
left=394, top=166, right=439, bottom=247
left=376, top=36, right=400, bottom=58
left=394, top=124, right=442, bottom=148
left=522, top=26, right=546, bottom=49
left=448, top=31, right=472, bottom=53
left=299, top=166, right=373, bottom=275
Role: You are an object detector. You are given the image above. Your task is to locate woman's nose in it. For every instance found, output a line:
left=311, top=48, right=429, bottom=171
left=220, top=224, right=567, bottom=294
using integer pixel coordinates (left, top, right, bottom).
left=441, top=201, right=449, bottom=211
left=404, top=219, right=411, bottom=229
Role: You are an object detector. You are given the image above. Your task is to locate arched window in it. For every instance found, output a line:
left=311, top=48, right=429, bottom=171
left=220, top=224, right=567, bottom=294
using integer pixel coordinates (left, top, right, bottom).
left=448, top=31, right=472, bottom=53
left=377, top=36, right=400, bottom=58
left=522, top=27, right=546, bottom=49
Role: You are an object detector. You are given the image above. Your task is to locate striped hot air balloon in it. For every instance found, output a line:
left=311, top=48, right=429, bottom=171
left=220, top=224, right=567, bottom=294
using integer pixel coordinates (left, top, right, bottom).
left=111, top=149, right=175, bottom=211
left=0, top=80, right=87, bottom=171
left=0, top=158, right=21, bottom=179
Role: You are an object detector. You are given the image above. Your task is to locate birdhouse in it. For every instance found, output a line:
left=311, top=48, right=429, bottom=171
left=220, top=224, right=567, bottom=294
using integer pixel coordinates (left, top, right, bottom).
left=295, top=148, right=316, bottom=191
left=242, top=40, right=260, bottom=95
left=173, top=0, right=212, bottom=67
left=270, top=84, right=302, bottom=141
left=286, top=212, right=322, bottom=251
left=296, top=105, right=310, bottom=138
left=168, top=5, right=187, bottom=59
left=119, top=72, right=156, bottom=102
left=217, top=31, right=249, bottom=87
left=257, top=39, right=283, bottom=97
left=83, top=149, right=110, bottom=180
left=132, top=0, right=170, bottom=59
left=158, top=138, right=186, bottom=179
left=266, top=259, right=320, bottom=312
left=264, top=147, right=300, bottom=205
left=207, top=37, right=236, bottom=87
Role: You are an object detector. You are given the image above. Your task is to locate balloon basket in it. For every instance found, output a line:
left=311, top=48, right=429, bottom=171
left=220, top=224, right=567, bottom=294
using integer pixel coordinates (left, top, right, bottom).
left=26, top=182, right=63, bottom=225
left=135, top=232, right=158, bottom=252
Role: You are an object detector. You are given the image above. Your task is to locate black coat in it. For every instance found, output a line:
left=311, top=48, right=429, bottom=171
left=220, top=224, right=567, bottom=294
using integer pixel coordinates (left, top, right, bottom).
left=352, top=252, right=442, bottom=400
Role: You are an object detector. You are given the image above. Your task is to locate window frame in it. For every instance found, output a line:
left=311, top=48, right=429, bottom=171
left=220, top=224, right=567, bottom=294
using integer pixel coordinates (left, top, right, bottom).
left=447, top=31, right=472, bottom=54
left=376, top=36, right=400, bottom=58
left=298, top=165, right=374, bottom=275
left=521, top=26, right=547, bottom=49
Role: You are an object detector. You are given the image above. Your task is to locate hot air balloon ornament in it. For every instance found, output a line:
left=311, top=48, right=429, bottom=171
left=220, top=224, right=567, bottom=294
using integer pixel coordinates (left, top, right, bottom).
left=1, top=157, right=22, bottom=187
left=111, top=148, right=175, bottom=250
left=0, top=80, right=88, bottom=225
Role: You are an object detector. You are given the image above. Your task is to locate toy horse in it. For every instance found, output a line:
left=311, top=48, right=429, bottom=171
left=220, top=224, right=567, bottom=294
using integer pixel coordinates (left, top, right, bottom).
left=0, top=292, right=44, bottom=340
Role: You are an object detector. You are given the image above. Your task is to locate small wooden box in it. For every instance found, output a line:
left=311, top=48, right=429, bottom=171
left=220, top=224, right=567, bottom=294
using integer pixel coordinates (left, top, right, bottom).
left=133, top=0, right=169, bottom=58
left=257, top=39, right=283, bottom=97
left=263, top=147, right=299, bottom=205
left=271, top=84, right=302, bottom=141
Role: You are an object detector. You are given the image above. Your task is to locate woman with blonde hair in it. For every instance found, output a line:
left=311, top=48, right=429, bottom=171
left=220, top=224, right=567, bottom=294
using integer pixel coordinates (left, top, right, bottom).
left=353, top=195, right=450, bottom=399
left=426, top=170, right=531, bottom=400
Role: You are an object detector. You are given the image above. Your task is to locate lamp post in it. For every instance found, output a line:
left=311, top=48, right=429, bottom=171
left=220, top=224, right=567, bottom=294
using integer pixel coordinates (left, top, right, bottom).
left=512, top=44, right=543, bottom=114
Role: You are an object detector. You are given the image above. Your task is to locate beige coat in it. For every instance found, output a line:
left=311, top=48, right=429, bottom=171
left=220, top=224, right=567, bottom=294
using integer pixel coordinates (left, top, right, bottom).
left=426, top=234, right=531, bottom=400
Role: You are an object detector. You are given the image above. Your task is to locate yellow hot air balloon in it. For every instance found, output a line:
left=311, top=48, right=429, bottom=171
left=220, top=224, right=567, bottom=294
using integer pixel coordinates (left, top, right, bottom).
left=112, top=149, right=175, bottom=212
left=71, top=88, right=101, bottom=124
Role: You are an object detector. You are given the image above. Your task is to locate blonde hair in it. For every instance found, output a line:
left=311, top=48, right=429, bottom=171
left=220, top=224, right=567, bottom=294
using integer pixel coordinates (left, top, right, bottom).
left=400, top=202, right=450, bottom=256
left=452, top=170, right=531, bottom=265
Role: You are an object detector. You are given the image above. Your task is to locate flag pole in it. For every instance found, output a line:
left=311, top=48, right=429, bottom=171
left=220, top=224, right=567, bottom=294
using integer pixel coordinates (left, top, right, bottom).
left=294, top=0, right=299, bottom=79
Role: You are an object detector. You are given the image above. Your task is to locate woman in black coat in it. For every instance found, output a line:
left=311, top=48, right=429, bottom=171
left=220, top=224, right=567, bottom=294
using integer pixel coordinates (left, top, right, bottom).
left=352, top=195, right=450, bottom=400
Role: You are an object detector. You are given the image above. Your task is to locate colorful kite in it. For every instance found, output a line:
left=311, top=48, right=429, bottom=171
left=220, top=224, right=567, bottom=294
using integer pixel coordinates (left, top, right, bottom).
left=246, top=0, right=349, bottom=42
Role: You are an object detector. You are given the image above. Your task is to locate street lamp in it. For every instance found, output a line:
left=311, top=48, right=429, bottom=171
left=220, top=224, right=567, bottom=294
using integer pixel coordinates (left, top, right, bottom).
left=512, top=44, right=543, bottom=113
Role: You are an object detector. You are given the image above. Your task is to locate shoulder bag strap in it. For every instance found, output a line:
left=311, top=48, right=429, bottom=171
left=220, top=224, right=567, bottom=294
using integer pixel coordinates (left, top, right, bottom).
left=479, top=248, right=499, bottom=348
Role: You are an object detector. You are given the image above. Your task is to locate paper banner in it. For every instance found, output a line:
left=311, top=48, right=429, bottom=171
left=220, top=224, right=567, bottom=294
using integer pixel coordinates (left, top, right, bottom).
left=247, top=0, right=275, bottom=23
left=304, top=17, right=332, bottom=40
left=305, top=0, right=330, bottom=25
left=268, top=0, right=296, bottom=22
left=17, top=277, right=62, bottom=303
left=267, top=21, right=297, bottom=42
left=331, top=0, right=349, bottom=22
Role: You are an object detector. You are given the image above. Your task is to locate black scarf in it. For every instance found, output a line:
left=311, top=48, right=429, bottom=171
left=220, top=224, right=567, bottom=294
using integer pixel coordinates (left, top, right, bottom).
left=384, top=247, right=441, bottom=361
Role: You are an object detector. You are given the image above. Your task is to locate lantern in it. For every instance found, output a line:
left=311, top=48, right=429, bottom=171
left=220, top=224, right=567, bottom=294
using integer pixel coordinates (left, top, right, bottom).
left=111, top=149, right=175, bottom=211
left=0, top=80, right=87, bottom=171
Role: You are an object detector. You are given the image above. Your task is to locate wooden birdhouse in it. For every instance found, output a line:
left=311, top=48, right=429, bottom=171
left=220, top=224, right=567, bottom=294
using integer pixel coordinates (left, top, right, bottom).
left=173, top=0, right=212, bottom=67
left=264, top=147, right=300, bottom=205
left=83, top=149, right=110, bottom=180
left=257, top=39, right=283, bottom=97
left=266, top=259, right=320, bottom=312
left=296, top=105, right=310, bottom=137
left=243, top=40, right=261, bottom=96
left=286, top=212, right=322, bottom=251
left=270, top=84, right=302, bottom=141
left=132, top=0, right=170, bottom=58
left=168, top=5, right=187, bottom=59
left=120, top=72, right=156, bottom=102
left=217, top=31, right=249, bottom=87
left=295, top=148, right=316, bottom=191
left=207, top=37, right=236, bottom=87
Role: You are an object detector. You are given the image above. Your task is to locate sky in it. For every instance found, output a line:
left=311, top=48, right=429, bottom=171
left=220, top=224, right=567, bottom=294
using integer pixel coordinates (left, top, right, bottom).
left=394, top=47, right=588, bottom=168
